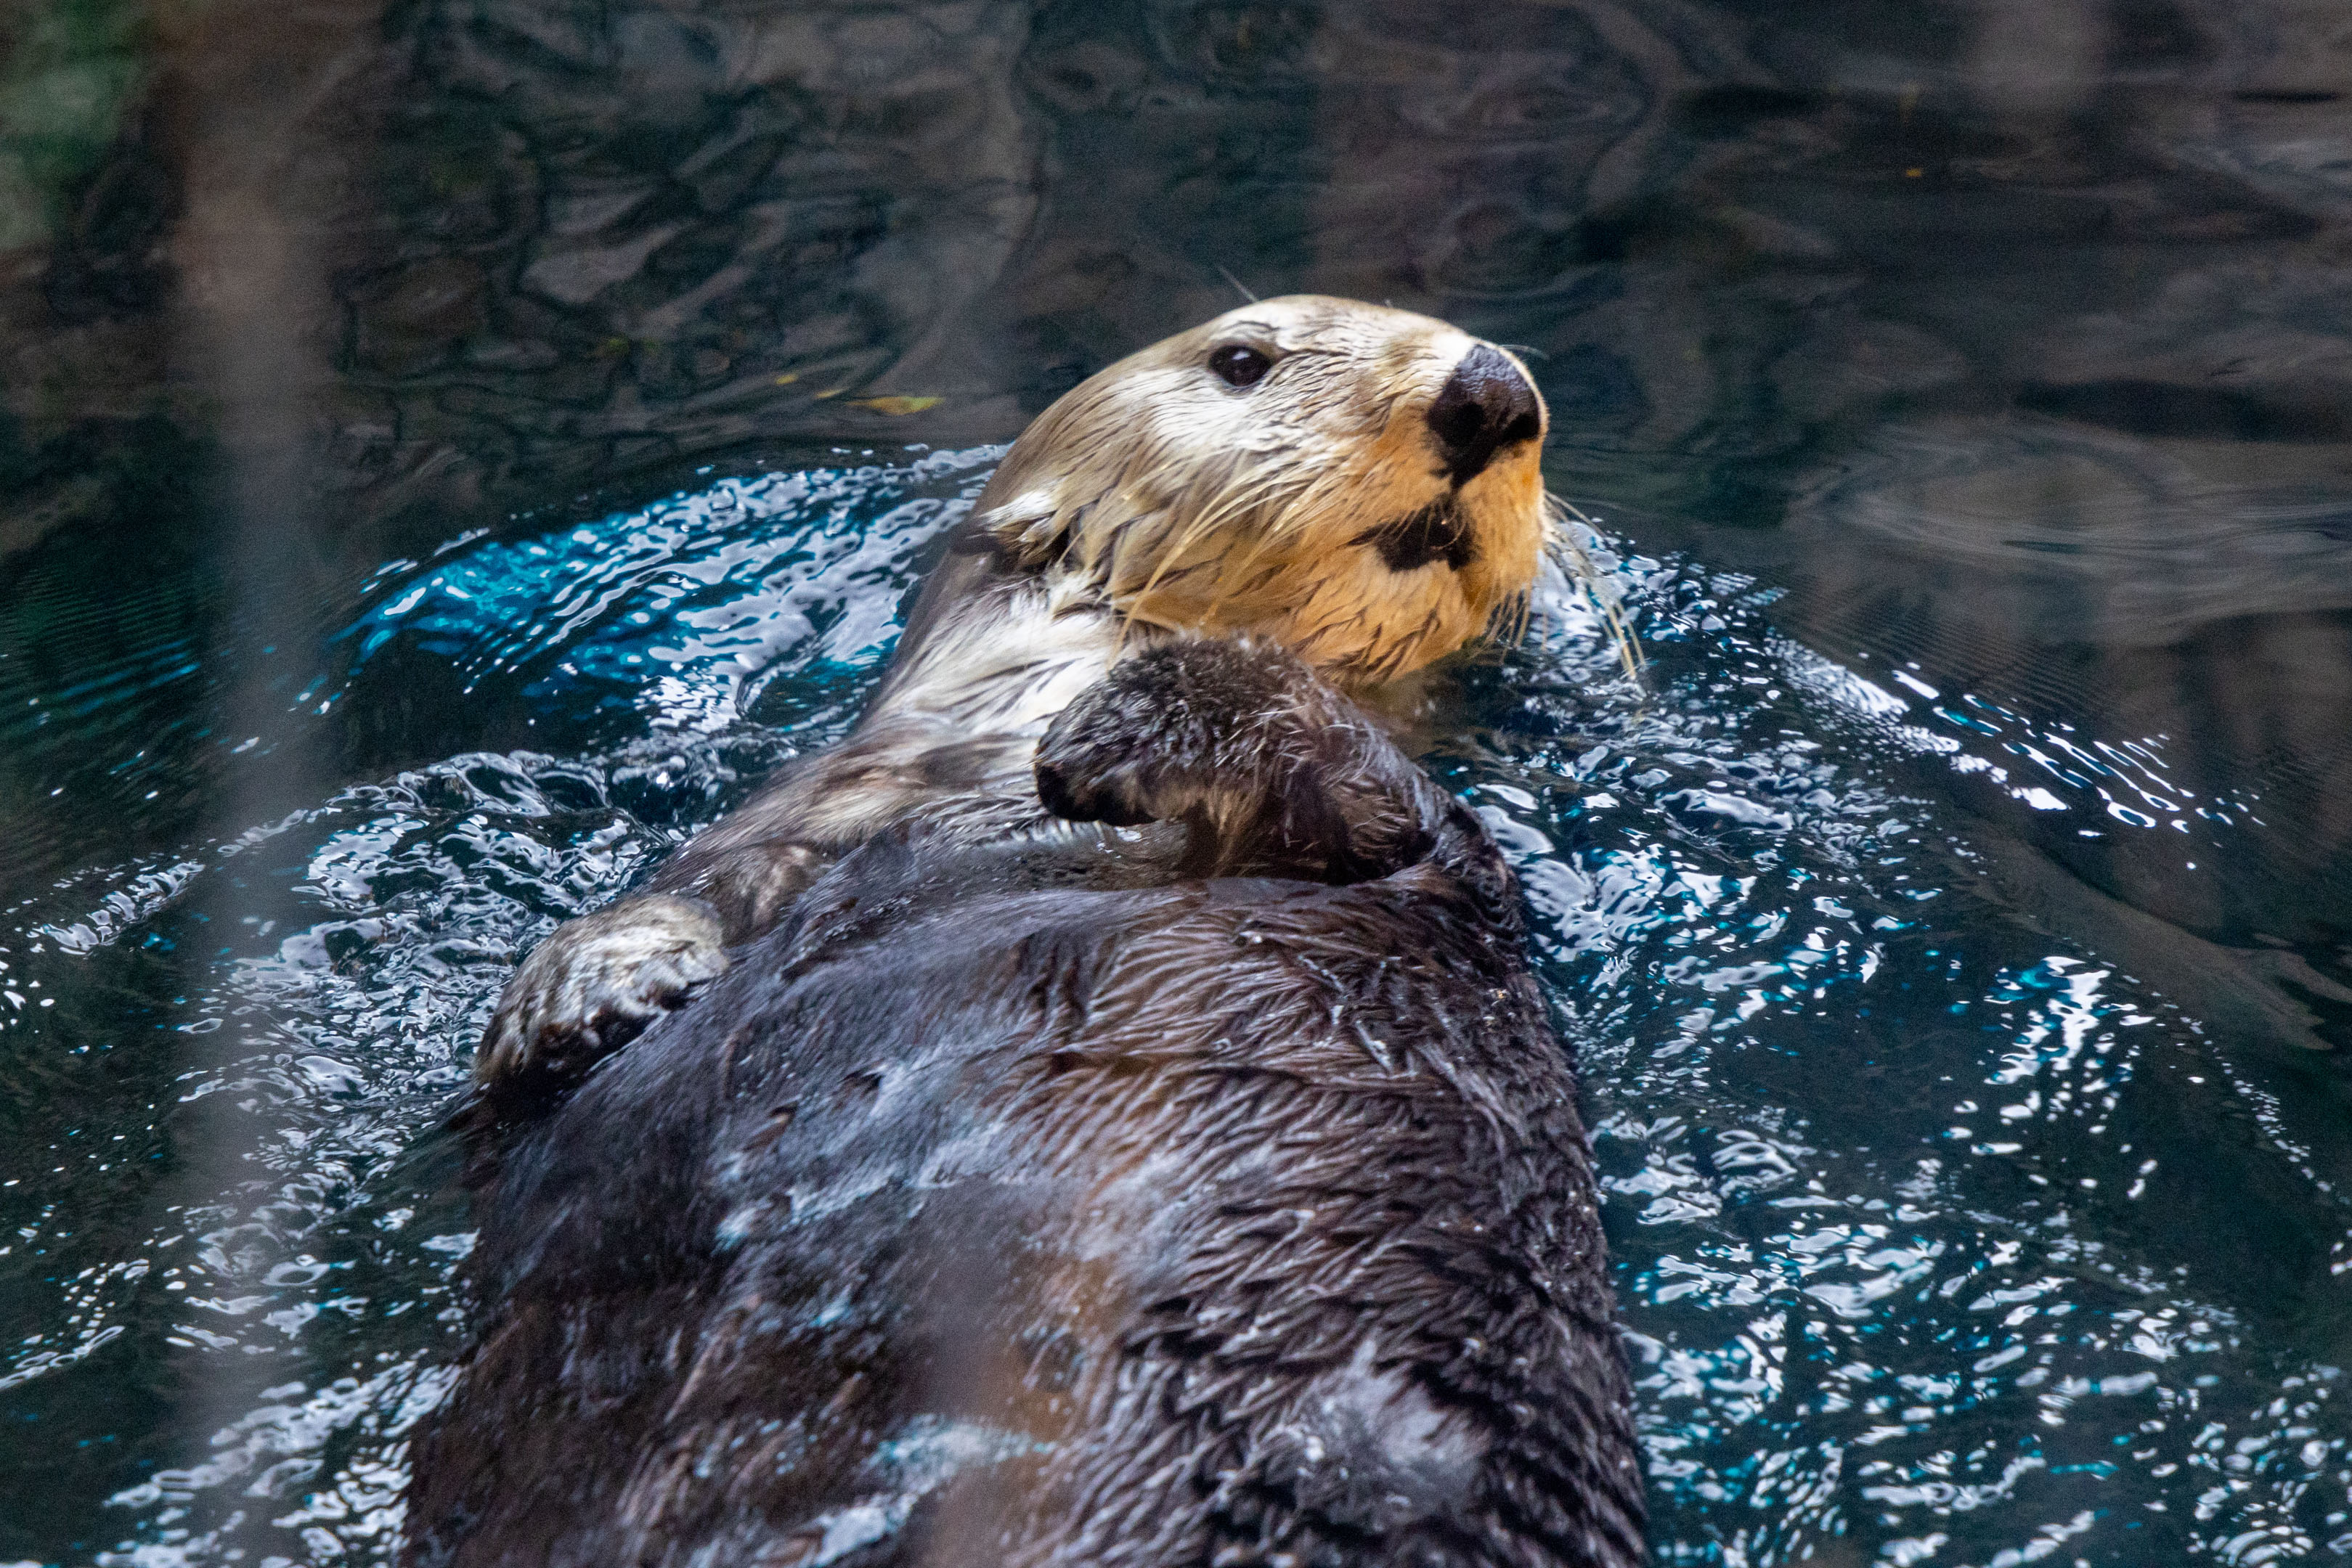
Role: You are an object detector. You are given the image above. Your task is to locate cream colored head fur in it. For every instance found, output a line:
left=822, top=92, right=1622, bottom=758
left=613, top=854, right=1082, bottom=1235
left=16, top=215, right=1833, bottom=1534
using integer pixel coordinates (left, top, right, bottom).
left=972, top=295, right=1548, bottom=687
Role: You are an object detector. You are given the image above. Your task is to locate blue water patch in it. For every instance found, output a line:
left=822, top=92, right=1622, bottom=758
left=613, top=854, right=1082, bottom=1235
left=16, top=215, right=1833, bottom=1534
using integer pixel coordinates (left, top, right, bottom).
left=334, top=446, right=1004, bottom=738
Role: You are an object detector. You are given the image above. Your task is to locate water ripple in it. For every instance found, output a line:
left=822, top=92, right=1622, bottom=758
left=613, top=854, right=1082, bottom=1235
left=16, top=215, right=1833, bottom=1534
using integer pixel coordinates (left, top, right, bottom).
left=2, top=470, right=2347, bottom=1568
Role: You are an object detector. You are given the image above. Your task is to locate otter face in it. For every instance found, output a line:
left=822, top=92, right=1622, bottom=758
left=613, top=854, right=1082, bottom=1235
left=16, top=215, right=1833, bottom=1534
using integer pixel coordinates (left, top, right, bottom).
left=974, top=295, right=1548, bottom=686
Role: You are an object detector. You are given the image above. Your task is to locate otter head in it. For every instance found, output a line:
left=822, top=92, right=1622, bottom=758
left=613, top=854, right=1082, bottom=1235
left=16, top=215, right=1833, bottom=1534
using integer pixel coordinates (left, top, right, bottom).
left=974, top=295, right=1548, bottom=687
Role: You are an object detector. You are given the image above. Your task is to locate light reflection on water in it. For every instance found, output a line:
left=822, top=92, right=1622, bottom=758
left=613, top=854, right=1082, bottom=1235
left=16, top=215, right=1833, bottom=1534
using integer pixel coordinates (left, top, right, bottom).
left=1481, top=538, right=2352, bottom=1567
left=4, top=451, right=2347, bottom=1565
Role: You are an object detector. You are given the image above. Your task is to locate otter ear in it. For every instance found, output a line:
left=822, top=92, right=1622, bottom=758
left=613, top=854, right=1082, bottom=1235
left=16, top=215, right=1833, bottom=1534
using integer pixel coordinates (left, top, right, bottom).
left=977, top=489, right=1072, bottom=569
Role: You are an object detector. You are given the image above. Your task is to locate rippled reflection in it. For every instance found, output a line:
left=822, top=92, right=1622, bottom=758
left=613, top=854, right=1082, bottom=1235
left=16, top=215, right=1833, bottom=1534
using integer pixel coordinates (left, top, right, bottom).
left=0, top=454, right=993, bottom=1562
left=1472, top=530, right=2352, bottom=1565
left=7, top=0, right=2352, bottom=1562
left=2, top=456, right=2345, bottom=1564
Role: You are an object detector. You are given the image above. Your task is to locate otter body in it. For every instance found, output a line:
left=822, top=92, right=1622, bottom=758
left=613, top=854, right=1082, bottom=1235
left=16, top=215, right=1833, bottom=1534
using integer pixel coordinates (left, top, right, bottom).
left=407, top=300, right=1647, bottom=1566
left=410, top=642, right=1645, bottom=1567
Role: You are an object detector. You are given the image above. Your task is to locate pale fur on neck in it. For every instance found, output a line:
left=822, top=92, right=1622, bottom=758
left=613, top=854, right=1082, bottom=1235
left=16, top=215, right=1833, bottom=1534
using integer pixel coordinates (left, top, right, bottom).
left=867, top=568, right=1128, bottom=738
left=719, top=563, right=1143, bottom=856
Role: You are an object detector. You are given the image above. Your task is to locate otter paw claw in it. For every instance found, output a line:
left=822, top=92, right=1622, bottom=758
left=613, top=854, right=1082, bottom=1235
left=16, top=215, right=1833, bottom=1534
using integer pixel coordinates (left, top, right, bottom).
left=476, top=894, right=728, bottom=1092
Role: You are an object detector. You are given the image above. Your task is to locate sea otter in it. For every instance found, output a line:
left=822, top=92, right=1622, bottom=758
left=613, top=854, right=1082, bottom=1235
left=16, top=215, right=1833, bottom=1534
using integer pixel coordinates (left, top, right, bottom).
left=404, top=298, right=1648, bottom=1567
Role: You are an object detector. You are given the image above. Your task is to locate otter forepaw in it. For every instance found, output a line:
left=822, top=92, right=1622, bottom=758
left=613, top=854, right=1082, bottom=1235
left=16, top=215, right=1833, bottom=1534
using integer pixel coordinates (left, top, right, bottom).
left=476, top=894, right=728, bottom=1093
left=1035, top=639, right=1308, bottom=828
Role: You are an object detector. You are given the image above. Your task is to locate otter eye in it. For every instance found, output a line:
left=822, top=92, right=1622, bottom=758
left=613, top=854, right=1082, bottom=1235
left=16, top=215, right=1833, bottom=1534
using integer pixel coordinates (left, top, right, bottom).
left=1208, top=345, right=1272, bottom=388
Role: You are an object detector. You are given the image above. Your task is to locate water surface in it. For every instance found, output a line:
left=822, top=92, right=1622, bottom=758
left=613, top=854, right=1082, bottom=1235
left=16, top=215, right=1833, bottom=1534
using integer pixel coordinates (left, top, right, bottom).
left=3, top=1, right=2351, bottom=1564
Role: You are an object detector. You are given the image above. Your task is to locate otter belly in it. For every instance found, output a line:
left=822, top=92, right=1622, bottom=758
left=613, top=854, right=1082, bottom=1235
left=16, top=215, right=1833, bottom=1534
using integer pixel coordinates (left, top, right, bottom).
left=405, top=843, right=1644, bottom=1568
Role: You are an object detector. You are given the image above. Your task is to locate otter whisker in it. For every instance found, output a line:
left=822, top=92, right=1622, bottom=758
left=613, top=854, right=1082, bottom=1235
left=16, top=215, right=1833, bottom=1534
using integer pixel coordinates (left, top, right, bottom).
left=1543, top=489, right=1643, bottom=683
left=1125, top=462, right=1311, bottom=628
left=1192, top=462, right=1340, bottom=624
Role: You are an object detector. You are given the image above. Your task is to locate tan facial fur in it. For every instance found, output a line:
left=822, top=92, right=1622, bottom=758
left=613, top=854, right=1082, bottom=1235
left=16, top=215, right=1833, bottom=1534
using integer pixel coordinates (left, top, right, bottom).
left=973, top=295, right=1549, bottom=686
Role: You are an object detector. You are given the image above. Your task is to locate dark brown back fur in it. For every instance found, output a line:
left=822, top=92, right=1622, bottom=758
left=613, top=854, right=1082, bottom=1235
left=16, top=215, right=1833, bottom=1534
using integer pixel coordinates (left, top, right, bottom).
left=406, top=642, right=1646, bottom=1568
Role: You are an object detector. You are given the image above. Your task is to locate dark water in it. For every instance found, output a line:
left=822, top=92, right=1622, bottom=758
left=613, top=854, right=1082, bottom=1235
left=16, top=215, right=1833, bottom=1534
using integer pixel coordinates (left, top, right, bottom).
left=4, top=1, right=2352, bottom=1563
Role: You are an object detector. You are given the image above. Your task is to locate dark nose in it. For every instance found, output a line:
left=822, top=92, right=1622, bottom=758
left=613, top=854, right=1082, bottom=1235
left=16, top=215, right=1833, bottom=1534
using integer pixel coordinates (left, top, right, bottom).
left=1425, top=343, right=1543, bottom=484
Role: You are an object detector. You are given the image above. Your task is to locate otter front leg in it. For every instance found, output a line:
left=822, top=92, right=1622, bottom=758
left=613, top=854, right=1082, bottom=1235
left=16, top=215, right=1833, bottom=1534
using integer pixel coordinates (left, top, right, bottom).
left=1035, top=637, right=1462, bottom=884
left=475, top=841, right=826, bottom=1098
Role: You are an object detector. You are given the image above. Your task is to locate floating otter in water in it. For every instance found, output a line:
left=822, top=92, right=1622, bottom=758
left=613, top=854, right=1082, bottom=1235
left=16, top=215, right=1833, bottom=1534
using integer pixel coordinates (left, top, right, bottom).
left=404, top=298, right=1647, bottom=1567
